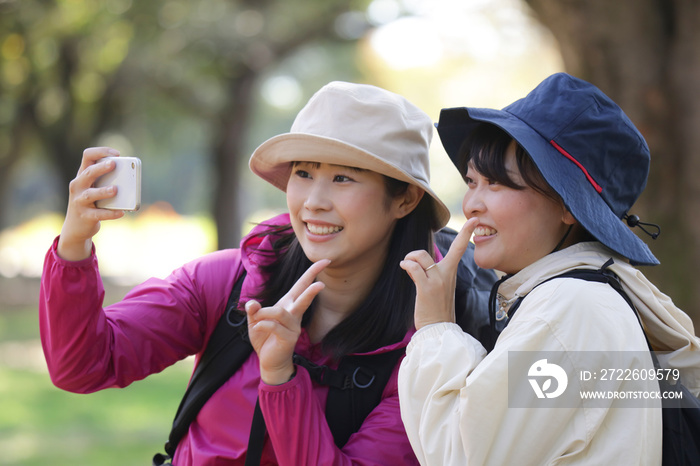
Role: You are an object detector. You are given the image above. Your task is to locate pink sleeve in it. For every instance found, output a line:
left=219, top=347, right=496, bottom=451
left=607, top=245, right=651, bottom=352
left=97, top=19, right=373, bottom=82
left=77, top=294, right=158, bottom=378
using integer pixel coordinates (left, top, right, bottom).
left=39, top=237, right=241, bottom=393
left=259, top=363, right=419, bottom=465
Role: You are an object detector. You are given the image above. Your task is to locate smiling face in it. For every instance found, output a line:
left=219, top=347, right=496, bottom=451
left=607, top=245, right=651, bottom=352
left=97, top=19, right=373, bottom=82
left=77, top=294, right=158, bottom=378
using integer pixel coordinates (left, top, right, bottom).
left=462, top=141, right=576, bottom=274
left=286, top=162, right=417, bottom=273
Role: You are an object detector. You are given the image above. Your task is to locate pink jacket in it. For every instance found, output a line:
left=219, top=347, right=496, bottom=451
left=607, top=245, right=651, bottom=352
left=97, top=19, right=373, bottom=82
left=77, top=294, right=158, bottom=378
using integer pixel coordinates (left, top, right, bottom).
left=39, top=214, right=419, bottom=465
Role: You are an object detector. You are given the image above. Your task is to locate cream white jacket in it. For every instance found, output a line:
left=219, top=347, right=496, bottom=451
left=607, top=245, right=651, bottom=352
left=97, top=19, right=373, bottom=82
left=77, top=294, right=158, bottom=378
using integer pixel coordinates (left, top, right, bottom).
left=399, top=242, right=700, bottom=466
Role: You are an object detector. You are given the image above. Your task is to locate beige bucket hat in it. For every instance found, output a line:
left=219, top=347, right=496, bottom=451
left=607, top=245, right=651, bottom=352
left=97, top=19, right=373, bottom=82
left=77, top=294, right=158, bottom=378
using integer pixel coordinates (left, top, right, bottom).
left=249, top=81, right=451, bottom=229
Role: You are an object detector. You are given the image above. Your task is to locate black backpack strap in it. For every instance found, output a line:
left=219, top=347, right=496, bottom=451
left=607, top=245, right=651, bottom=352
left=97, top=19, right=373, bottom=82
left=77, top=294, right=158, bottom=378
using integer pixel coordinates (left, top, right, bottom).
left=242, top=344, right=405, bottom=464
left=492, top=258, right=656, bottom=354
left=288, top=348, right=405, bottom=446
left=484, top=274, right=512, bottom=352
left=245, top=398, right=267, bottom=466
left=323, top=347, right=406, bottom=447
left=154, top=271, right=249, bottom=465
left=492, top=258, right=622, bottom=339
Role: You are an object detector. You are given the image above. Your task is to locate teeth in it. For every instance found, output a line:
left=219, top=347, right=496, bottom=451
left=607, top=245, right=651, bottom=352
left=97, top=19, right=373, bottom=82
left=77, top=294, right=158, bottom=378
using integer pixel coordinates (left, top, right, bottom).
left=474, top=226, right=497, bottom=237
left=307, top=223, right=343, bottom=235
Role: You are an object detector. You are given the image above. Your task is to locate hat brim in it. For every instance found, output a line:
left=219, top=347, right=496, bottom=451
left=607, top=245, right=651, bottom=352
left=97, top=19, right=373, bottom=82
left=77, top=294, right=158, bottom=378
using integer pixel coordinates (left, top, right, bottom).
left=249, top=133, right=452, bottom=230
left=438, top=107, right=659, bottom=266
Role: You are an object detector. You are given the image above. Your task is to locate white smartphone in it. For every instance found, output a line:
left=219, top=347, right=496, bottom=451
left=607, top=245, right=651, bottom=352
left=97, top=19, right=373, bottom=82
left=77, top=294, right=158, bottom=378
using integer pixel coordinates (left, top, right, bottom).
left=94, top=156, right=142, bottom=211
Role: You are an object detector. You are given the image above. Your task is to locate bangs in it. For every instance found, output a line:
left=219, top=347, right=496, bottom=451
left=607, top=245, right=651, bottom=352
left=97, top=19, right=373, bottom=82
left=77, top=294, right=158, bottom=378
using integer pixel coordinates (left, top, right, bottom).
left=457, top=124, right=525, bottom=190
left=291, top=161, right=367, bottom=173
left=457, top=122, right=558, bottom=199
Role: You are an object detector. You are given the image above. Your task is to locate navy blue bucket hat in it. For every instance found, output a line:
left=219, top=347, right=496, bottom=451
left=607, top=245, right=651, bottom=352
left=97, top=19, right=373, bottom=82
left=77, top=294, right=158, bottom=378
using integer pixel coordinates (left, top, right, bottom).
left=437, top=72, right=659, bottom=266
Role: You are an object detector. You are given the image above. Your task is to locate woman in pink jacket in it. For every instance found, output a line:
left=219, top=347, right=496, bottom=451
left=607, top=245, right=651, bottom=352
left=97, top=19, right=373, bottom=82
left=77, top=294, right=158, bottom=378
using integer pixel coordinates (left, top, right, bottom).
left=39, top=81, right=455, bottom=465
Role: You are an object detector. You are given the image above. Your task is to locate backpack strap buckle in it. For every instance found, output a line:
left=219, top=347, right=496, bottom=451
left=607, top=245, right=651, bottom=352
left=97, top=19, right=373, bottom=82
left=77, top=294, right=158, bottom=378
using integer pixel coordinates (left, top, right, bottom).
left=225, top=306, right=249, bottom=342
left=292, top=354, right=371, bottom=390
left=352, top=366, right=375, bottom=389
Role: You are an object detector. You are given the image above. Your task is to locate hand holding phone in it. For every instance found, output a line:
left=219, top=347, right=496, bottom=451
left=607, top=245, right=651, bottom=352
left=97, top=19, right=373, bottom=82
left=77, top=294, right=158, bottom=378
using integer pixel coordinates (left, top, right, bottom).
left=94, top=156, right=142, bottom=211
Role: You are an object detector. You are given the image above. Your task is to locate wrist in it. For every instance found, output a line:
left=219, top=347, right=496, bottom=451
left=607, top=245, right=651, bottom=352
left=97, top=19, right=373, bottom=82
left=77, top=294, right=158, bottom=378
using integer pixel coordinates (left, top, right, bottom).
left=415, top=318, right=453, bottom=330
left=415, top=311, right=455, bottom=330
left=57, top=236, right=93, bottom=262
left=260, top=365, right=296, bottom=386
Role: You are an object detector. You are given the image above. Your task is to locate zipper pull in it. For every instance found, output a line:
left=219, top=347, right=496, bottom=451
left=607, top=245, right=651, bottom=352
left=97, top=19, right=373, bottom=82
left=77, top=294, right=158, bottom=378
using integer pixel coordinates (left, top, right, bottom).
left=495, top=294, right=509, bottom=321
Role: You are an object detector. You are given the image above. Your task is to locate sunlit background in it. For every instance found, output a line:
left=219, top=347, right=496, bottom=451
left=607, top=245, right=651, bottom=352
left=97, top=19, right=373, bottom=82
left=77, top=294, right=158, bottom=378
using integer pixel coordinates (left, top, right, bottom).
left=0, top=0, right=561, bottom=284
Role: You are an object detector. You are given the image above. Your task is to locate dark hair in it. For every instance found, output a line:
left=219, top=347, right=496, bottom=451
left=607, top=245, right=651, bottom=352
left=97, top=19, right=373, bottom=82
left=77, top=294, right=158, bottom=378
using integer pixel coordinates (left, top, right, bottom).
left=457, top=122, right=558, bottom=200
left=251, top=176, right=435, bottom=360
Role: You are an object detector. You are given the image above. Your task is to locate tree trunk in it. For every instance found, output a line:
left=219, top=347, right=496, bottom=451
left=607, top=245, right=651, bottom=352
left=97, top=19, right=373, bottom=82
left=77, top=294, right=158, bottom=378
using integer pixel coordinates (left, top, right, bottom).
left=0, top=100, right=32, bottom=229
left=212, top=71, right=257, bottom=250
left=39, top=38, right=120, bottom=213
left=525, top=0, right=700, bottom=324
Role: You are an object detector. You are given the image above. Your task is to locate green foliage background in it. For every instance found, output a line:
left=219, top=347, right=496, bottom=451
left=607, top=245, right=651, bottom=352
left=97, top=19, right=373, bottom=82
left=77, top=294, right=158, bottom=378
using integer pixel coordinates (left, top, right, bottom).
left=0, top=362, right=191, bottom=465
left=0, top=298, right=195, bottom=465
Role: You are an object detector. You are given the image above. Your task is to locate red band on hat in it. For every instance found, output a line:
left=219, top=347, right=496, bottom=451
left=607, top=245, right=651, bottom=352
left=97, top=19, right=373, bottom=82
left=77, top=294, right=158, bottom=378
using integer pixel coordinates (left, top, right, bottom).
left=549, top=140, right=603, bottom=194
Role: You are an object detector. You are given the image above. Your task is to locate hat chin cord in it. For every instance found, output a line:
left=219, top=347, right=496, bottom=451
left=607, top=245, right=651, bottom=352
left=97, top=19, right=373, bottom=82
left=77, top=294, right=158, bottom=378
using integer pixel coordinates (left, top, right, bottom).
left=550, top=224, right=574, bottom=254
left=624, top=214, right=661, bottom=240
left=550, top=213, right=660, bottom=256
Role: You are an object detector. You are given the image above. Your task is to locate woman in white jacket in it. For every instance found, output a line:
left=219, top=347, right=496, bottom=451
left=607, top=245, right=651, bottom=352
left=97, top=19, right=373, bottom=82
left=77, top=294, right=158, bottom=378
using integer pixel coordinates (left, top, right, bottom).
left=398, top=73, right=700, bottom=465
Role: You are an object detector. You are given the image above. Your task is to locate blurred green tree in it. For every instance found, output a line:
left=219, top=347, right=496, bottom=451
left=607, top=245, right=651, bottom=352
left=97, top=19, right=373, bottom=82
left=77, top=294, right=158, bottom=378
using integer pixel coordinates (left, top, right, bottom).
left=0, top=0, right=372, bottom=247
left=525, top=0, right=700, bottom=321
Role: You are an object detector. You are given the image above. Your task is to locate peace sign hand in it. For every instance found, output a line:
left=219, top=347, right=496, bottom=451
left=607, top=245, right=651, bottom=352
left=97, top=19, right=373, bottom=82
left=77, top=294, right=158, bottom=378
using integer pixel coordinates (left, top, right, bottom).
left=400, top=218, right=479, bottom=330
left=245, top=259, right=330, bottom=385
